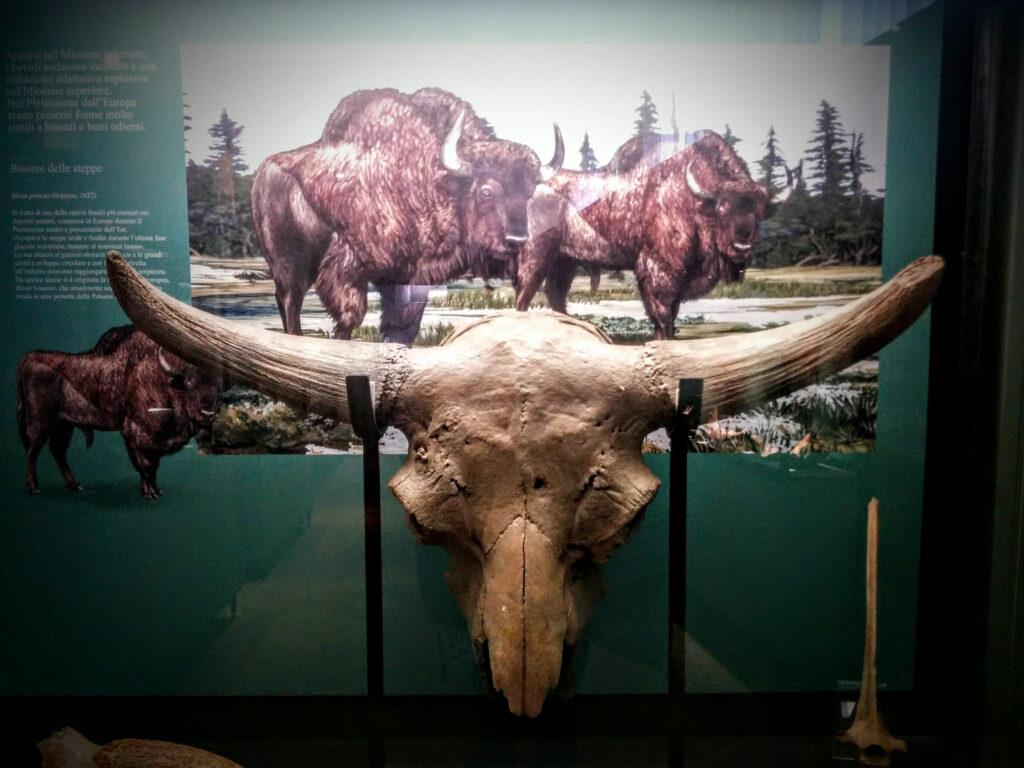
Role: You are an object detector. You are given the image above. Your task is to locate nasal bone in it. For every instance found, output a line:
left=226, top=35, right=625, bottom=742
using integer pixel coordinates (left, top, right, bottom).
left=481, top=516, right=568, bottom=717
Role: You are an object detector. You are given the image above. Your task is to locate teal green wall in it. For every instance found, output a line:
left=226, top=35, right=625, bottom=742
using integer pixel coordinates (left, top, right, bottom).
left=1, top=1, right=941, bottom=697
left=0, top=452, right=367, bottom=694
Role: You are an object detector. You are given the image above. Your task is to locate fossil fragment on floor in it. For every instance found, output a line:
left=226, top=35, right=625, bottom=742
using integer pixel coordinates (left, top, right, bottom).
left=38, top=726, right=243, bottom=768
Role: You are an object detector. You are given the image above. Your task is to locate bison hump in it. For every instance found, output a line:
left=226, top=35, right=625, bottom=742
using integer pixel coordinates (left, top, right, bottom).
left=604, top=136, right=647, bottom=174
left=89, top=324, right=136, bottom=354
left=321, top=88, right=406, bottom=143
left=408, top=87, right=495, bottom=143
left=320, top=87, right=493, bottom=149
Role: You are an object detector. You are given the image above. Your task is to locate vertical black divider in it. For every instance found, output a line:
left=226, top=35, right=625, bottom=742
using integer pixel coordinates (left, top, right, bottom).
left=346, top=375, right=384, bottom=766
left=669, top=378, right=703, bottom=763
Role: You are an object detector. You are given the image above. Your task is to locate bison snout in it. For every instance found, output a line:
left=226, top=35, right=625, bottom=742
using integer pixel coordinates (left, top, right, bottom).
left=194, top=408, right=218, bottom=428
left=504, top=214, right=530, bottom=249
left=728, top=228, right=757, bottom=260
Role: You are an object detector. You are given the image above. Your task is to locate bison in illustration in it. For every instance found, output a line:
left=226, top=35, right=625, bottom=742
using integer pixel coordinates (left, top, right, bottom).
left=16, top=325, right=221, bottom=499
left=515, top=131, right=792, bottom=339
left=106, top=249, right=941, bottom=716
left=251, top=87, right=563, bottom=340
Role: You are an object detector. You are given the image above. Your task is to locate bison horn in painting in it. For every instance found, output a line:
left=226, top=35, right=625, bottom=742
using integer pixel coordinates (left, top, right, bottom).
left=442, top=111, right=563, bottom=185
left=105, top=250, right=943, bottom=717
left=157, top=347, right=184, bottom=378
left=771, top=164, right=796, bottom=204
left=540, top=123, right=565, bottom=182
left=441, top=110, right=474, bottom=177
left=685, top=158, right=715, bottom=201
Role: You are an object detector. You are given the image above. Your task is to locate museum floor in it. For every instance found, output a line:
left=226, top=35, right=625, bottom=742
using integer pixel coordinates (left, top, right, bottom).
left=10, top=695, right=977, bottom=767
left=180, top=736, right=971, bottom=767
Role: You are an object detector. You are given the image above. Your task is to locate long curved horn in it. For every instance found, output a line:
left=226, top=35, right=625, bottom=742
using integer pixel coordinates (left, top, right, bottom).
left=686, top=159, right=715, bottom=201
left=772, top=164, right=795, bottom=204
left=105, top=251, right=406, bottom=423
left=645, top=256, right=943, bottom=422
left=442, top=110, right=473, bottom=178
left=540, top=123, right=565, bottom=182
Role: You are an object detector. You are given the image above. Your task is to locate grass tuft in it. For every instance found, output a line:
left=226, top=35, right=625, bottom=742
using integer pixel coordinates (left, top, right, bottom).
left=350, top=321, right=455, bottom=347
left=708, top=279, right=878, bottom=300
left=429, top=288, right=516, bottom=310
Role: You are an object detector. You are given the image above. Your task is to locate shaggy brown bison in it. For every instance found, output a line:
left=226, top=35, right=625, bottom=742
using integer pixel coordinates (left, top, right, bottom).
left=16, top=326, right=221, bottom=499
left=251, top=87, right=563, bottom=340
left=515, top=131, right=792, bottom=339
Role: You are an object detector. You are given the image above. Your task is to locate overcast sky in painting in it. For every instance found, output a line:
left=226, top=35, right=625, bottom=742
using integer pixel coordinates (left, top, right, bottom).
left=181, top=42, right=889, bottom=193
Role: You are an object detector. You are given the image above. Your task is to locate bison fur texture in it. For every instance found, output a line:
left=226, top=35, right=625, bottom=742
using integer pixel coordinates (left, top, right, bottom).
left=516, top=130, right=792, bottom=339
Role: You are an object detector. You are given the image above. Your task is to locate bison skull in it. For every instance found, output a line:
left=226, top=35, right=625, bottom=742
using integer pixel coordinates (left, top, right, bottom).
left=105, top=251, right=942, bottom=716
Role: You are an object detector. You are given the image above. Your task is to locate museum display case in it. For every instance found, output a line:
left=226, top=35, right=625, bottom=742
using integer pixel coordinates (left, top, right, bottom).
left=2, top=1, right=1021, bottom=765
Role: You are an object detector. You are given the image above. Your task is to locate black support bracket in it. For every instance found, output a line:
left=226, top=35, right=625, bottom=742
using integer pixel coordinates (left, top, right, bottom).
left=669, top=378, right=703, bottom=697
left=345, top=375, right=384, bottom=701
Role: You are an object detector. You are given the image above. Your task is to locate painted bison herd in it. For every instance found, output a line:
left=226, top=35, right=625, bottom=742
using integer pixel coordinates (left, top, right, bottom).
left=250, top=87, right=789, bottom=342
left=19, top=86, right=790, bottom=496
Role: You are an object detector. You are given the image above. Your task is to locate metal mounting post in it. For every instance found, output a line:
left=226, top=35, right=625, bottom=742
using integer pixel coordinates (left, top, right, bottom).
left=346, top=375, right=384, bottom=701
left=669, top=378, right=703, bottom=697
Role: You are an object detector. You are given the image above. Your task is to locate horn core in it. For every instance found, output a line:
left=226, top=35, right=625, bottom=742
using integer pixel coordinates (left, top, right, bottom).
left=105, top=251, right=406, bottom=423
left=646, top=255, right=944, bottom=422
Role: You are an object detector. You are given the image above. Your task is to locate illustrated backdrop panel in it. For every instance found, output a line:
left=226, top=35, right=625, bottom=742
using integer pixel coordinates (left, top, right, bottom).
left=182, top=40, right=892, bottom=458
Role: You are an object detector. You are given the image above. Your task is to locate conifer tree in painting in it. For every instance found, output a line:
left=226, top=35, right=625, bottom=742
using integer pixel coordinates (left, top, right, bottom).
left=186, top=108, right=259, bottom=259
left=633, top=90, right=659, bottom=137
left=579, top=131, right=599, bottom=171
left=721, top=123, right=742, bottom=148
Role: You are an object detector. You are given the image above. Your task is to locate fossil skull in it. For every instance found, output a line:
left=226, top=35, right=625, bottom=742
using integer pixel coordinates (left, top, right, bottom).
left=105, top=251, right=942, bottom=717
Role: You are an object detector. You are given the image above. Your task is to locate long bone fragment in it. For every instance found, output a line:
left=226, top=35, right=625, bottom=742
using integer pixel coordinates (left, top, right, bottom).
left=839, top=498, right=908, bottom=765
left=104, top=251, right=942, bottom=717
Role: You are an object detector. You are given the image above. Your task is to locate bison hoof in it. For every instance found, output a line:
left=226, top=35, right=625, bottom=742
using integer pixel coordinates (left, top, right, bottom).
left=142, top=492, right=160, bottom=501
left=28, top=487, right=41, bottom=495
left=155, top=488, right=164, bottom=496
left=68, top=484, right=84, bottom=492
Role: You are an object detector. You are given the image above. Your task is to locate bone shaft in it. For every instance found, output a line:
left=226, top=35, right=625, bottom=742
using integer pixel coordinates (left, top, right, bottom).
left=856, top=497, right=880, bottom=721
